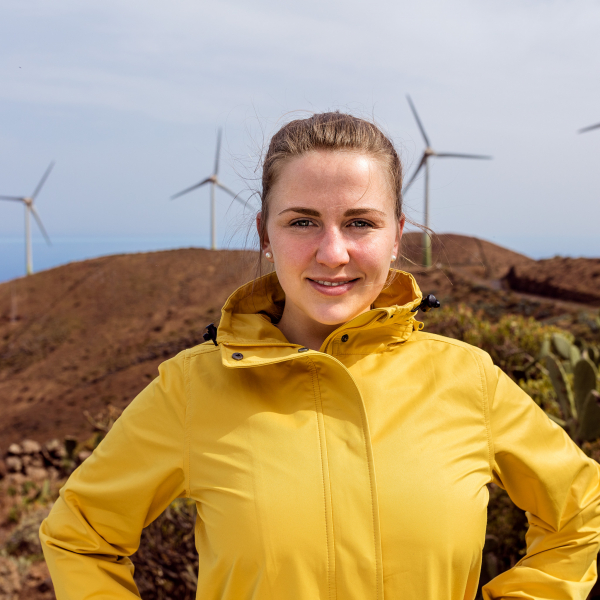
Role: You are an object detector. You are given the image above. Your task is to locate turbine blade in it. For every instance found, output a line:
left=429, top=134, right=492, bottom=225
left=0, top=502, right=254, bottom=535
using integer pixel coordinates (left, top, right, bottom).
left=406, top=95, right=431, bottom=147
left=214, top=128, right=222, bottom=175
left=0, top=195, right=24, bottom=202
left=30, top=206, right=52, bottom=245
left=32, top=161, right=55, bottom=199
left=436, top=152, right=492, bottom=160
left=170, top=177, right=212, bottom=200
left=402, top=155, right=427, bottom=194
left=216, top=181, right=252, bottom=209
left=579, top=122, right=600, bottom=134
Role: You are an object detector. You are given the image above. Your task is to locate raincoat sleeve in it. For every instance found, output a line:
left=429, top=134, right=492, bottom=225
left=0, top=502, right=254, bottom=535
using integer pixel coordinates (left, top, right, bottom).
left=482, top=361, right=600, bottom=599
left=39, top=351, right=189, bottom=599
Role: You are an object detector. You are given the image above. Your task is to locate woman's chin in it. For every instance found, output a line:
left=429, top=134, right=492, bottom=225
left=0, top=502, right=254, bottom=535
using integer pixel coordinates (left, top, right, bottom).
left=308, top=304, right=367, bottom=328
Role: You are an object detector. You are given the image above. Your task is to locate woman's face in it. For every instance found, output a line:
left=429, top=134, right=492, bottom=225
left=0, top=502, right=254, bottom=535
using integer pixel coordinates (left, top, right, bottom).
left=259, top=150, right=403, bottom=330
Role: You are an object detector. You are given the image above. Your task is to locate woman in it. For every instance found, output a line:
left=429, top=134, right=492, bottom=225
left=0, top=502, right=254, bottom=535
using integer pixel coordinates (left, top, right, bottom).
left=41, top=113, right=600, bottom=599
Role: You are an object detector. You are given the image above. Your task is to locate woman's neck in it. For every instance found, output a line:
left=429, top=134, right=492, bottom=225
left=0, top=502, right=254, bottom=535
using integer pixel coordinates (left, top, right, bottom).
left=276, top=308, right=341, bottom=351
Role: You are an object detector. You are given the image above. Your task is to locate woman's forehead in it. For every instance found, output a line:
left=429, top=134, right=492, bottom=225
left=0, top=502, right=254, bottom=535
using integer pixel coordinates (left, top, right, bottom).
left=270, top=150, right=394, bottom=212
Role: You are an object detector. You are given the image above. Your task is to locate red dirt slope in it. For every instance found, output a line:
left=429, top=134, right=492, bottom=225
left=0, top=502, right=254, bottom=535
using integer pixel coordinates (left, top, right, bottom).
left=504, top=257, right=600, bottom=306
left=0, top=249, right=259, bottom=451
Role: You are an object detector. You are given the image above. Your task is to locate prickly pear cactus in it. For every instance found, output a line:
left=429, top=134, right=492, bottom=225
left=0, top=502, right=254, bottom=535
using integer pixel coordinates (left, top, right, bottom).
left=552, top=333, right=573, bottom=361
left=576, top=391, right=600, bottom=443
left=544, top=335, right=600, bottom=443
left=584, top=345, right=600, bottom=368
left=574, top=358, right=598, bottom=418
left=538, top=336, right=551, bottom=361
left=545, top=354, right=576, bottom=423
left=570, top=345, right=582, bottom=370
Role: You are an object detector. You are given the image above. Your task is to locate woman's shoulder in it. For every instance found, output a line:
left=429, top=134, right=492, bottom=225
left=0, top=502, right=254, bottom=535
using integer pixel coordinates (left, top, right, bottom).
left=408, top=329, right=493, bottom=364
left=156, top=340, right=223, bottom=379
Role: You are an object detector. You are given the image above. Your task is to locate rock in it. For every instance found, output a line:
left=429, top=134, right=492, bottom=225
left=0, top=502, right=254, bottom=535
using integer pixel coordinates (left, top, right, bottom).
left=0, top=458, right=7, bottom=479
left=21, top=439, right=42, bottom=455
left=44, top=438, right=65, bottom=458
left=45, top=466, right=60, bottom=481
left=21, top=454, right=44, bottom=469
left=24, top=466, right=48, bottom=481
left=5, top=456, right=23, bottom=473
left=0, top=556, right=21, bottom=596
left=7, top=443, right=22, bottom=456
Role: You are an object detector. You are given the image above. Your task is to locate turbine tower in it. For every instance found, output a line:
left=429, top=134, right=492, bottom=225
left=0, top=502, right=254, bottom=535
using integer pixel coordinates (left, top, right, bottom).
left=403, top=96, right=492, bottom=268
left=579, top=122, right=600, bottom=134
left=0, top=162, right=54, bottom=275
left=171, top=128, right=251, bottom=250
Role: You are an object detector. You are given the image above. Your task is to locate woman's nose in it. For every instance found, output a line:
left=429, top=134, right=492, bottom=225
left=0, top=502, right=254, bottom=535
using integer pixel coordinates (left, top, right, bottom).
left=315, top=228, right=350, bottom=268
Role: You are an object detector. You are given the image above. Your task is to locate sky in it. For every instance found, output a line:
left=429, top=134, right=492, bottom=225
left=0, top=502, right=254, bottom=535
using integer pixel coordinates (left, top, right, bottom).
left=0, top=0, right=599, bottom=277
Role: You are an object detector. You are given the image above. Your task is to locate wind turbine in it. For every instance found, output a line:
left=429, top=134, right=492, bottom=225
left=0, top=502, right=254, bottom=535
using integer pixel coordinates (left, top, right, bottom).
left=579, top=122, right=600, bottom=134
left=403, top=96, right=492, bottom=268
left=0, top=162, right=54, bottom=275
left=171, top=128, right=251, bottom=250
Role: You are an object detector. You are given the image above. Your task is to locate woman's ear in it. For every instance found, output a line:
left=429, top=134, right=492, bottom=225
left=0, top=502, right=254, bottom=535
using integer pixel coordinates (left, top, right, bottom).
left=393, top=215, right=405, bottom=260
left=257, top=212, right=267, bottom=249
left=257, top=212, right=274, bottom=261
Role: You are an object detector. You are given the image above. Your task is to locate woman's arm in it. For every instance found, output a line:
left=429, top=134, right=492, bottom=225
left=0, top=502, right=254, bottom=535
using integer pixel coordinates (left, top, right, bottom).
left=482, top=361, right=600, bottom=599
left=39, top=351, right=189, bottom=599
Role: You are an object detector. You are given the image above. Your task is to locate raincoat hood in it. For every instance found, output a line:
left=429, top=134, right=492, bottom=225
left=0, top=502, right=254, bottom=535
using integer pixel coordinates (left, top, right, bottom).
left=217, top=269, right=424, bottom=366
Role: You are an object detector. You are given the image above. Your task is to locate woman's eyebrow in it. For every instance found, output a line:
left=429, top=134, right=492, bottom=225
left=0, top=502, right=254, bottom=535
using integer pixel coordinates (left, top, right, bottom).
left=278, top=207, right=321, bottom=216
left=277, top=207, right=386, bottom=217
left=344, top=208, right=386, bottom=217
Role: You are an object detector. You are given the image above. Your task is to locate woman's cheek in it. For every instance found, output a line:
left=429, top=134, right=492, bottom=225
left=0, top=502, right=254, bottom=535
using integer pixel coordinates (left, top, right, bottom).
left=279, top=238, right=314, bottom=266
left=351, top=240, right=392, bottom=272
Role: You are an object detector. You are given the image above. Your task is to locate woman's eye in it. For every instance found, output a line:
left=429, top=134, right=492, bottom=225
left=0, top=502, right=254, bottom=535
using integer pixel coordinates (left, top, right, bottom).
left=349, top=220, right=372, bottom=228
left=291, top=219, right=313, bottom=227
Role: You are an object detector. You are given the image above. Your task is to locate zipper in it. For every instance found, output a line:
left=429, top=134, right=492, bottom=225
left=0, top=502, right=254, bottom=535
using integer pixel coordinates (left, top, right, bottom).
left=309, top=352, right=384, bottom=600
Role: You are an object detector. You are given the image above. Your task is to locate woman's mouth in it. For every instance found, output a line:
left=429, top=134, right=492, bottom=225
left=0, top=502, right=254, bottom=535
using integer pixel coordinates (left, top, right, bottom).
left=307, top=278, right=359, bottom=295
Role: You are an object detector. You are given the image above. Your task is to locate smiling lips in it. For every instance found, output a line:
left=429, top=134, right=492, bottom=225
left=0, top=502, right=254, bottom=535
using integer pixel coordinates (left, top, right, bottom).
left=314, top=279, right=353, bottom=287
left=307, top=277, right=359, bottom=295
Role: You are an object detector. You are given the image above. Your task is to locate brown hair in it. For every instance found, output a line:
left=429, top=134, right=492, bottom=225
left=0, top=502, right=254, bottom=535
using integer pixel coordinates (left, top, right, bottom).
left=258, top=111, right=403, bottom=247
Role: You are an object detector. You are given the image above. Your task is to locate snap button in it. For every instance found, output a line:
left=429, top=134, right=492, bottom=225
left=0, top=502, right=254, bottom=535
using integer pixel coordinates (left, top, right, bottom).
left=232, top=352, right=244, bottom=360
left=341, top=334, right=349, bottom=343
left=298, top=347, right=309, bottom=352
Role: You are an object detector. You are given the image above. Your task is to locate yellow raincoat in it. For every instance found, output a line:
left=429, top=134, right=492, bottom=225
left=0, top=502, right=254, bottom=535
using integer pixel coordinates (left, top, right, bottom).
left=40, top=270, right=600, bottom=599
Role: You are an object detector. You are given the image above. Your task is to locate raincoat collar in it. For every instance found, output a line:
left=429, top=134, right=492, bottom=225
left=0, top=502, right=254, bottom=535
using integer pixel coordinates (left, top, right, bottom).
left=216, top=270, right=424, bottom=367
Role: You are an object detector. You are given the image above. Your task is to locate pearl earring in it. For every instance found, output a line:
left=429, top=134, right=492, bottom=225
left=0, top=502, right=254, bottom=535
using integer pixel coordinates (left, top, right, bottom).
left=391, top=255, right=397, bottom=262
left=265, top=251, right=273, bottom=259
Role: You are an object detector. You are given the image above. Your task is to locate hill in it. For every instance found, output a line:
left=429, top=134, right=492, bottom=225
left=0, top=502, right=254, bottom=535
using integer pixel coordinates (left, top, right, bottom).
left=400, top=231, right=534, bottom=279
